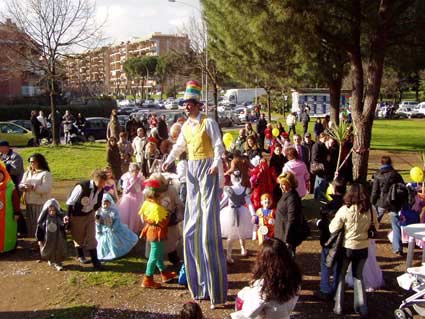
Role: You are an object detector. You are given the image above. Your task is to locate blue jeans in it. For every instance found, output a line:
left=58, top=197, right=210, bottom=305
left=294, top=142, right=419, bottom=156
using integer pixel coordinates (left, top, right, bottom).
left=314, top=175, right=328, bottom=201
left=320, top=248, right=339, bottom=294
left=389, top=211, right=402, bottom=253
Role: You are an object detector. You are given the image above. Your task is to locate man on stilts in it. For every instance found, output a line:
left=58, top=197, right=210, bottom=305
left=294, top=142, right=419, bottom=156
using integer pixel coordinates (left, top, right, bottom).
left=162, top=80, right=227, bottom=309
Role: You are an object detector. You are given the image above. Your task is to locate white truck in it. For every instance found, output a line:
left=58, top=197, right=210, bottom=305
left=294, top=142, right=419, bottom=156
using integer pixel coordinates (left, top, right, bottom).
left=222, top=88, right=266, bottom=105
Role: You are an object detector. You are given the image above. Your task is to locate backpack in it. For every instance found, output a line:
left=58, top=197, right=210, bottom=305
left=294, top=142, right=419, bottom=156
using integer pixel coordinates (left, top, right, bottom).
left=384, top=182, right=409, bottom=212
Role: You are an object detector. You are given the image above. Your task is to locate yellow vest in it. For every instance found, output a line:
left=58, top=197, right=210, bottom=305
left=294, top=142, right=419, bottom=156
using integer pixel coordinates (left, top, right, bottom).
left=183, top=116, right=214, bottom=160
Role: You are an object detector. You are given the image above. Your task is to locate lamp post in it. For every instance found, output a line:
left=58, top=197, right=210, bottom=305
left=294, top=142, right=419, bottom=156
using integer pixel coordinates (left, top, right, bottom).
left=168, top=0, right=208, bottom=114
left=143, top=64, right=150, bottom=100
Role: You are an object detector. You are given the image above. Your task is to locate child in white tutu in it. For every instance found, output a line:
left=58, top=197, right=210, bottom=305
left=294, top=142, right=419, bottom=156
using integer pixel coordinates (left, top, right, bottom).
left=220, top=170, right=256, bottom=264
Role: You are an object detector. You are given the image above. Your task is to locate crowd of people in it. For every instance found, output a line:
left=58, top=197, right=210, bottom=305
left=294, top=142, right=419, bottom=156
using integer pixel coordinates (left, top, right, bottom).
left=1, top=80, right=425, bottom=319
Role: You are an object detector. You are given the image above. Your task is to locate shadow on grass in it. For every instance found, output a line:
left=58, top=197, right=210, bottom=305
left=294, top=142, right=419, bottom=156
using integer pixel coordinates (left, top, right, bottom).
left=0, top=306, right=179, bottom=319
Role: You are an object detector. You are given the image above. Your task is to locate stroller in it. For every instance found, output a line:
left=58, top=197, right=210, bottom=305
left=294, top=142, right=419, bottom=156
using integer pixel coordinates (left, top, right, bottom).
left=69, top=123, right=86, bottom=144
left=396, top=265, right=425, bottom=318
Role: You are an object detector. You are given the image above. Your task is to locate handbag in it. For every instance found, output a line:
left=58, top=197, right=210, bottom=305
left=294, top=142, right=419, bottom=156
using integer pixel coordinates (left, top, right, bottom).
left=310, top=162, right=325, bottom=175
left=367, top=208, right=378, bottom=239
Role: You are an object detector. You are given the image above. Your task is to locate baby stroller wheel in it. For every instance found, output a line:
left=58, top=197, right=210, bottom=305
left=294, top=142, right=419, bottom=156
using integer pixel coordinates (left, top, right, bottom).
left=394, top=309, right=407, bottom=319
left=413, top=304, right=425, bottom=317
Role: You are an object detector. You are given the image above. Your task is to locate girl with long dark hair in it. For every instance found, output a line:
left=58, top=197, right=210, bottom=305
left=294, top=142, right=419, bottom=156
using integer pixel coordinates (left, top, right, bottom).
left=231, top=238, right=301, bottom=319
left=19, top=153, right=53, bottom=237
left=329, top=183, right=379, bottom=317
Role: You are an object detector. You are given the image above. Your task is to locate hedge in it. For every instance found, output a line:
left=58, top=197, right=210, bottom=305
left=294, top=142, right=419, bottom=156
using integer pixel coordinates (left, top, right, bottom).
left=0, top=100, right=116, bottom=121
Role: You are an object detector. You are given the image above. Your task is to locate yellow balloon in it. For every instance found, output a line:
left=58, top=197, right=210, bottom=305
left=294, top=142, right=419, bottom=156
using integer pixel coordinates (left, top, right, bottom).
left=272, top=128, right=280, bottom=137
left=410, top=166, right=424, bottom=183
left=325, top=184, right=334, bottom=202
left=223, top=132, right=233, bottom=144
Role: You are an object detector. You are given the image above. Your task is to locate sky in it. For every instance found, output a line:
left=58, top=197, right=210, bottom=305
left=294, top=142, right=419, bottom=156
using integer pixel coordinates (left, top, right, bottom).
left=1, top=0, right=202, bottom=44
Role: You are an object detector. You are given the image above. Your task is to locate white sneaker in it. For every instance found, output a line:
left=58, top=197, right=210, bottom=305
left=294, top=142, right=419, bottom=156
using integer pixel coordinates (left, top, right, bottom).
left=241, top=248, right=247, bottom=256
left=54, top=263, right=63, bottom=271
left=226, top=256, right=234, bottom=264
left=47, top=261, right=52, bottom=266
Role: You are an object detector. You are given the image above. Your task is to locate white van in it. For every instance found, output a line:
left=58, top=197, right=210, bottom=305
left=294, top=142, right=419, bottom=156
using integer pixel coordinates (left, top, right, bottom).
left=399, top=101, right=418, bottom=108
left=416, top=102, right=425, bottom=115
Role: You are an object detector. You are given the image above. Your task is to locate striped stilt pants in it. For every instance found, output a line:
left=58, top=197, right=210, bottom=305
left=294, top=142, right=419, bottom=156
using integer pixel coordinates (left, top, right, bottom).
left=184, top=158, right=228, bottom=304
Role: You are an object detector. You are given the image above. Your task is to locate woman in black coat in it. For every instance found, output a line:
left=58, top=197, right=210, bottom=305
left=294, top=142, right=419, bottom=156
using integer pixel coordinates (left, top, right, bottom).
left=274, top=171, right=304, bottom=255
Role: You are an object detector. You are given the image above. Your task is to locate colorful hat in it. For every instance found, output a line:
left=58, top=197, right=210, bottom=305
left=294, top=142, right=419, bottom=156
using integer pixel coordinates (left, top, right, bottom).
left=181, top=80, right=203, bottom=105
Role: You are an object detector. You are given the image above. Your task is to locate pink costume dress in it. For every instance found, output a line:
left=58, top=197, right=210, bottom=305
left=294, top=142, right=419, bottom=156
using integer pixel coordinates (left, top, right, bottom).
left=118, top=171, right=145, bottom=234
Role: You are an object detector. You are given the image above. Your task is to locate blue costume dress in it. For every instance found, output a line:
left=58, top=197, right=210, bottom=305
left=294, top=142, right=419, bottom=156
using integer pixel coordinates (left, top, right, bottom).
left=96, top=193, right=139, bottom=260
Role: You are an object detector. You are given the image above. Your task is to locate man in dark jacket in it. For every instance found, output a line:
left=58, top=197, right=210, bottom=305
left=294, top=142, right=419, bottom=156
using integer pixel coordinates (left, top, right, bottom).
left=157, top=115, right=169, bottom=141
left=300, top=108, right=310, bottom=136
left=311, top=133, right=337, bottom=201
left=315, top=177, right=346, bottom=300
left=256, top=113, right=267, bottom=151
left=302, top=132, right=315, bottom=193
left=371, top=155, right=404, bottom=255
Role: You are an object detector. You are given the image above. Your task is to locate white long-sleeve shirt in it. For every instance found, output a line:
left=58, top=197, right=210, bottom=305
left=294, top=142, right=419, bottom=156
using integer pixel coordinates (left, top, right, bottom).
left=164, top=114, right=224, bottom=169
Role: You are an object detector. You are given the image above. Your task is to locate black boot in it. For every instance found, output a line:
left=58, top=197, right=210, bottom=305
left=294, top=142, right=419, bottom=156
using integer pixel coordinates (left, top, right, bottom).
left=76, top=247, right=89, bottom=264
left=89, top=249, right=105, bottom=270
left=168, top=250, right=181, bottom=266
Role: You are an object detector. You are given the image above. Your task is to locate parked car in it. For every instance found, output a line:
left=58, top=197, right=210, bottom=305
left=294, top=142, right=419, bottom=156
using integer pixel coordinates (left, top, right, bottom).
left=214, top=113, right=233, bottom=128
left=10, top=119, right=32, bottom=131
left=395, top=106, right=424, bottom=119
left=399, top=101, right=418, bottom=108
left=83, top=117, right=110, bottom=141
left=233, top=106, right=249, bottom=122
left=416, top=102, right=425, bottom=116
left=165, top=101, right=179, bottom=110
left=151, top=111, right=187, bottom=127
left=0, top=121, right=35, bottom=146
left=117, top=115, right=129, bottom=129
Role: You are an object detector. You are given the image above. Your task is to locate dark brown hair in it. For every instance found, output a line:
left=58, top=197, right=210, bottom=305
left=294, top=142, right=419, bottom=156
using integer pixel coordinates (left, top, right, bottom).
left=286, top=147, right=299, bottom=160
left=381, top=156, right=392, bottom=166
left=343, top=183, right=371, bottom=213
left=180, top=302, right=203, bottom=319
left=252, top=238, right=302, bottom=303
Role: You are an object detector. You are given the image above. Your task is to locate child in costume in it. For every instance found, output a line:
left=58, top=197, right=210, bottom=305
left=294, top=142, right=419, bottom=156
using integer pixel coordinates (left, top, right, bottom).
left=138, top=176, right=177, bottom=288
left=118, top=163, right=144, bottom=233
left=220, top=170, right=256, bottom=264
left=0, top=162, right=20, bottom=253
left=250, top=160, right=274, bottom=210
left=231, top=238, right=301, bottom=319
left=254, top=193, right=275, bottom=245
left=263, top=124, right=273, bottom=153
left=36, top=199, right=68, bottom=271
left=96, top=193, right=139, bottom=260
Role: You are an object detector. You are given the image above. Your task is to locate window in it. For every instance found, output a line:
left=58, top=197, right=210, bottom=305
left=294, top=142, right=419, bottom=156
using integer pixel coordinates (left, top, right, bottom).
left=1, top=123, right=25, bottom=134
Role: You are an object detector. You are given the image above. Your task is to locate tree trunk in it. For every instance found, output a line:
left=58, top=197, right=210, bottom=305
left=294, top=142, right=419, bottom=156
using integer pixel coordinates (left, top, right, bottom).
left=49, top=79, right=59, bottom=146
left=329, top=75, right=343, bottom=126
left=350, top=1, right=390, bottom=181
left=266, top=90, right=272, bottom=122
left=213, top=82, right=218, bottom=122
left=351, top=117, right=373, bottom=181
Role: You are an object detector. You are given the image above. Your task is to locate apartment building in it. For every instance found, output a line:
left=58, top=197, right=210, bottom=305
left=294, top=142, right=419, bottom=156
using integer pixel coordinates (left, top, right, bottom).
left=0, top=19, right=43, bottom=99
left=64, top=32, right=190, bottom=95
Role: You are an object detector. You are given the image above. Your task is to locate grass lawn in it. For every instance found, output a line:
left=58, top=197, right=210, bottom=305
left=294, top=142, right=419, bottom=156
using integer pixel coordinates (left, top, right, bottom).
left=371, top=119, right=425, bottom=151
left=18, top=143, right=107, bottom=181
left=15, top=119, right=423, bottom=182
left=230, top=118, right=425, bottom=152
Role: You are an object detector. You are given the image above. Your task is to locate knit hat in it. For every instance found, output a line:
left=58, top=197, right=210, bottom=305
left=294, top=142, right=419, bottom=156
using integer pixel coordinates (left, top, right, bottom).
left=180, top=80, right=203, bottom=105
left=0, top=140, right=9, bottom=147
